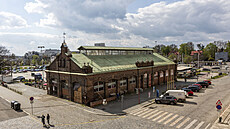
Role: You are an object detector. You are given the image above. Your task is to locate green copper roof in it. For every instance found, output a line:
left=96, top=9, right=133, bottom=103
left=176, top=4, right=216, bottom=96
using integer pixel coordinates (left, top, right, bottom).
left=78, top=46, right=153, bottom=51
left=70, top=53, right=175, bottom=74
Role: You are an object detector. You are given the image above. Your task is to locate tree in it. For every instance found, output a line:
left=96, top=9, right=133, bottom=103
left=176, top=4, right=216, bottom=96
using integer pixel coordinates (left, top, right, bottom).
left=202, top=43, right=217, bottom=61
left=179, top=42, right=194, bottom=56
left=184, top=55, right=192, bottom=64
left=197, top=43, right=204, bottom=50
left=224, top=41, right=230, bottom=59
left=31, top=55, right=39, bottom=65
left=168, top=53, right=177, bottom=61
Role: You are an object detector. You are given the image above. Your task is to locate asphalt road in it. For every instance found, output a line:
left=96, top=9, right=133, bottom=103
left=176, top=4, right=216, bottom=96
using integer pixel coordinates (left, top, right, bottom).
left=0, top=97, right=27, bottom=122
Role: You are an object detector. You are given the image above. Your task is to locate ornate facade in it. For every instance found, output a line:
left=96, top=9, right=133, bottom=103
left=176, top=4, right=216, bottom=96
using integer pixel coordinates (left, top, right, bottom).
left=46, top=42, right=177, bottom=106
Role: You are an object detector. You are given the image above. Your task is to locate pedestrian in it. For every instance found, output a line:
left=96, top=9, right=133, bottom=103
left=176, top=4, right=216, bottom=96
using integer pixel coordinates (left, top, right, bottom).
left=47, top=114, right=50, bottom=125
left=41, top=115, right=45, bottom=126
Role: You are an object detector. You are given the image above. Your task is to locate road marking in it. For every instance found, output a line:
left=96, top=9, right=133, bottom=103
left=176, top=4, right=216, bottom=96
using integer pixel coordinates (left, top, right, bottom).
left=170, top=116, right=184, bottom=126
left=158, top=113, right=173, bottom=123
left=142, top=110, right=158, bottom=118
left=204, top=123, right=211, bottom=129
left=176, top=117, right=190, bottom=128
left=164, top=114, right=179, bottom=125
left=137, top=109, right=154, bottom=117
left=194, top=121, right=204, bottom=129
left=184, top=119, right=197, bottom=129
left=129, top=108, right=142, bottom=114
left=147, top=111, right=163, bottom=119
left=152, top=112, right=168, bottom=122
left=132, top=108, right=149, bottom=116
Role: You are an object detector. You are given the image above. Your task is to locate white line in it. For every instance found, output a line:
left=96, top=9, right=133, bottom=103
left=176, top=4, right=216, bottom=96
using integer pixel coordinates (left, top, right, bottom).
left=194, top=121, right=204, bottom=129
left=133, top=108, right=149, bottom=116
left=147, top=111, right=163, bottom=119
left=142, top=110, right=158, bottom=118
left=158, top=113, right=173, bottom=123
left=129, top=108, right=143, bottom=114
left=184, top=119, right=197, bottom=129
left=176, top=117, right=191, bottom=128
left=164, top=114, right=179, bottom=125
left=152, top=112, right=168, bottom=122
left=170, top=116, right=184, bottom=126
left=204, top=123, right=211, bottom=129
left=137, top=109, right=154, bottom=117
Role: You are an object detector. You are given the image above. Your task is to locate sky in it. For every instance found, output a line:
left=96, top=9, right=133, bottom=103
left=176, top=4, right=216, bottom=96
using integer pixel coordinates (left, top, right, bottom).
left=0, top=0, right=230, bottom=56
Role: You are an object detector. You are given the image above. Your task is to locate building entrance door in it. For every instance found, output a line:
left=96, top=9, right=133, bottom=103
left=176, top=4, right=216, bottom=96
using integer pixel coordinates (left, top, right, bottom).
left=73, top=83, right=82, bottom=103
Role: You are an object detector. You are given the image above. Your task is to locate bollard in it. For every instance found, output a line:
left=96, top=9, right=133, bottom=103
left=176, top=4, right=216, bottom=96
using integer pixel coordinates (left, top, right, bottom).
left=219, top=117, right=222, bottom=123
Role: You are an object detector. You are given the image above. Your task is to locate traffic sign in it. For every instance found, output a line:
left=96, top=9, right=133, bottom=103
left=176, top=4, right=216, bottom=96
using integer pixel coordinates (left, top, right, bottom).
left=216, top=105, right=222, bottom=110
left=30, top=97, right=34, bottom=101
left=216, top=100, right=222, bottom=105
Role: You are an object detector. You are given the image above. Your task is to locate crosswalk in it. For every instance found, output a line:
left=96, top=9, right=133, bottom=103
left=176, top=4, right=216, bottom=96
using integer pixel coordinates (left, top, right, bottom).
left=127, top=107, right=211, bottom=129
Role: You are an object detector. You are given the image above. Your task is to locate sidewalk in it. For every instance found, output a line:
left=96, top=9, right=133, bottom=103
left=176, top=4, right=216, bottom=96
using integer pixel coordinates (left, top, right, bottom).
left=211, top=104, right=230, bottom=129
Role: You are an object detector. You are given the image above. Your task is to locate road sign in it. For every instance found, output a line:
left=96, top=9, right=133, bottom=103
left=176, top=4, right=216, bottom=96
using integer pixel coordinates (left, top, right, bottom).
left=216, top=100, right=222, bottom=105
left=30, top=97, right=34, bottom=101
left=216, top=105, right=222, bottom=110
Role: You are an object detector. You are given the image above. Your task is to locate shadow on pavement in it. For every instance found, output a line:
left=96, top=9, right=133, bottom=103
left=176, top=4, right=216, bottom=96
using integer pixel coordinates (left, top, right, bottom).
left=185, top=101, right=197, bottom=105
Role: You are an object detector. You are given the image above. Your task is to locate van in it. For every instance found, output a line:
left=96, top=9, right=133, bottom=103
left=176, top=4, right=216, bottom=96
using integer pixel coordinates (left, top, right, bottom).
left=161, top=90, right=186, bottom=102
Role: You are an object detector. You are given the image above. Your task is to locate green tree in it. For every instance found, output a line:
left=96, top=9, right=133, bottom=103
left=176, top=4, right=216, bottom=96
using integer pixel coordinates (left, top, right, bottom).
left=179, top=42, right=194, bottom=55
left=203, top=43, right=217, bottom=61
left=31, top=55, right=39, bottom=65
left=168, top=53, right=177, bottom=61
left=224, top=41, right=230, bottom=59
left=184, top=55, right=192, bottom=64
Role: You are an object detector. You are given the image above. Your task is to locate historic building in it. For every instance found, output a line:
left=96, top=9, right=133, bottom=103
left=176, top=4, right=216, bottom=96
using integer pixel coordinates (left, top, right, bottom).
left=46, top=41, right=177, bottom=106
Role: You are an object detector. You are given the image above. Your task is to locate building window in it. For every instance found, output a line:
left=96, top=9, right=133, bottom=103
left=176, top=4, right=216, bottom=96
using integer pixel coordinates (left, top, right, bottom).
left=61, top=80, right=68, bottom=89
left=171, top=69, right=174, bottom=75
left=94, top=82, right=104, bottom=92
left=166, top=70, right=168, bottom=76
left=129, top=77, right=136, bottom=84
left=108, top=81, right=116, bottom=89
left=154, top=72, right=158, bottom=79
left=160, top=71, right=164, bottom=77
left=120, top=79, right=127, bottom=86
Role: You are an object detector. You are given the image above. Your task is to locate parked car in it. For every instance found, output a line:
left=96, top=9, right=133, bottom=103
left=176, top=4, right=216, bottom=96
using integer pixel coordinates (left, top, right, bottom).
left=181, top=88, right=193, bottom=96
left=192, top=84, right=202, bottom=89
left=161, top=90, right=186, bottom=102
left=187, top=85, right=200, bottom=92
left=155, top=96, right=177, bottom=105
left=212, top=67, right=220, bottom=69
left=202, top=68, right=210, bottom=71
left=13, top=76, right=25, bottom=82
left=195, top=81, right=209, bottom=88
left=203, top=80, right=211, bottom=85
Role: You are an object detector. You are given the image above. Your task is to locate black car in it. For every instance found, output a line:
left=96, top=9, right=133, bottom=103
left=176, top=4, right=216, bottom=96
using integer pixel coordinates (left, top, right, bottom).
left=195, top=81, right=209, bottom=88
left=155, top=96, right=177, bottom=105
left=187, top=85, right=200, bottom=92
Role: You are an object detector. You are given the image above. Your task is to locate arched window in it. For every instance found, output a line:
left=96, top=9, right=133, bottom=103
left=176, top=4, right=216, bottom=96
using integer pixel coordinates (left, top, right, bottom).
left=129, top=76, right=136, bottom=84
left=120, top=78, right=127, bottom=87
left=93, top=81, right=104, bottom=92
left=108, top=80, right=116, bottom=89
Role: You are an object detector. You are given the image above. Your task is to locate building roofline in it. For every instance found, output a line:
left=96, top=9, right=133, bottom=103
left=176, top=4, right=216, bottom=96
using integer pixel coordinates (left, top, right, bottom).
left=78, top=46, right=153, bottom=51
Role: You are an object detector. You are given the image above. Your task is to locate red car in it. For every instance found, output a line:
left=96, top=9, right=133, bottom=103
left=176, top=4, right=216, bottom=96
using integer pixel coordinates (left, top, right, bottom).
left=181, top=88, right=194, bottom=96
left=204, top=80, right=211, bottom=85
left=193, top=84, right=202, bottom=89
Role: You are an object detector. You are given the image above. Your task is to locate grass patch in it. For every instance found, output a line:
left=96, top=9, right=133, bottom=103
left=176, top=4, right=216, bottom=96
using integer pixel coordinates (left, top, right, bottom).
left=211, top=73, right=228, bottom=79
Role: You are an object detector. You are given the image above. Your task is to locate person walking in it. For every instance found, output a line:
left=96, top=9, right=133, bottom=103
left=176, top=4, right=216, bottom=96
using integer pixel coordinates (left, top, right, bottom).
left=47, top=114, right=50, bottom=125
left=41, top=115, right=45, bottom=126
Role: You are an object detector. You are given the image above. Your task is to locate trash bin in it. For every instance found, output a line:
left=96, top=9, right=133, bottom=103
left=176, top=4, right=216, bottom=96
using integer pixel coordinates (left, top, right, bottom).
left=11, top=101, right=17, bottom=109
left=14, top=102, right=21, bottom=111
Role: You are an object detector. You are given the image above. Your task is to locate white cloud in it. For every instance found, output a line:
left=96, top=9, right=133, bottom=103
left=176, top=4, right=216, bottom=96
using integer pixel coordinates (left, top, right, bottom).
left=0, top=12, right=28, bottom=29
left=122, top=0, right=230, bottom=43
left=36, top=13, right=60, bottom=27
left=24, top=0, right=48, bottom=14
